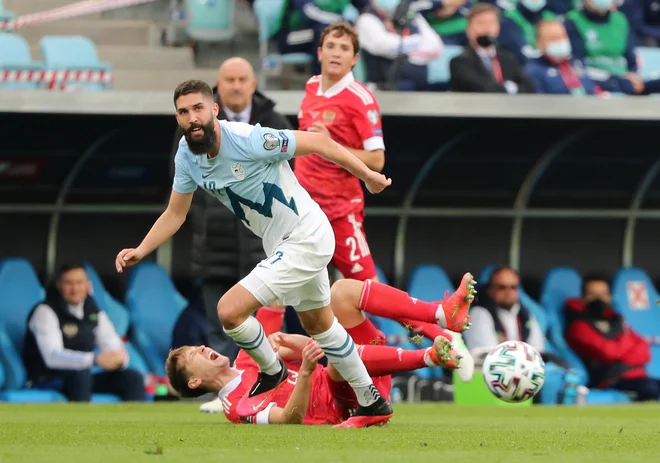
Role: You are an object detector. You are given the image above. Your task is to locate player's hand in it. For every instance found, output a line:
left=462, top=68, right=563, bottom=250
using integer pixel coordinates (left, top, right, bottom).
left=268, top=332, right=284, bottom=352
left=308, top=121, right=331, bottom=138
left=364, top=170, right=392, bottom=194
left=115, top=247, right=144, bottom=273
left=301, top=339, right=324, bottom=375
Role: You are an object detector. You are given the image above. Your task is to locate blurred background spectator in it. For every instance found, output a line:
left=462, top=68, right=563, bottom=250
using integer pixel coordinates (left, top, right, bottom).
left=524, top=19, right=602, bottom=94
left=449, top=3, right=536, bottom=93
left=23, top=264, right=145, bottom=402
left=422, top=0, right=472, bottom=46
left=565, top=276, right=660, bottom=401
left=357, top=0, right=445, bottom=90
left=498, top=0, right=556, bottom=65
left=463, top=267, right=546, bottom=353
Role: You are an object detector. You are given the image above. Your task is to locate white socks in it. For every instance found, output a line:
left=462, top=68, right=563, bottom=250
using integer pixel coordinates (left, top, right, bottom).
left=311, top=317, right=380, bottom=407
left=224, top=316, right=281, bottom=376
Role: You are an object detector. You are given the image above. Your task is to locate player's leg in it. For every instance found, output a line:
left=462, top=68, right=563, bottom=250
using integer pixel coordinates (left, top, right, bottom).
left=218, top=277, right=289, bottom=410
left=353, top=274, right=477, bottom=333
left=330, top=212, right=379, bottom=283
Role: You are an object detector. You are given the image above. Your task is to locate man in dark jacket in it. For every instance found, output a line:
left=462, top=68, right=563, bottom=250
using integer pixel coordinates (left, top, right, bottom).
left=449, top=2, right=535, bottom=93
left=169, top=58, right=293, bottom=412
left=565, top=276, right=659, bottom=401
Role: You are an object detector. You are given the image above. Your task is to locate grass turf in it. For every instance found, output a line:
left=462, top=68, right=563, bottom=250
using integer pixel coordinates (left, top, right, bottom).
left=0, top=402, right=658, bottom=463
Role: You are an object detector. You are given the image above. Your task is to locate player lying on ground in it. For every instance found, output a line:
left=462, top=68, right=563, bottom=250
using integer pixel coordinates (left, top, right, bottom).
left=116, top=79, right=395, bottom=427
left=165, top=274, right=477, bottom=427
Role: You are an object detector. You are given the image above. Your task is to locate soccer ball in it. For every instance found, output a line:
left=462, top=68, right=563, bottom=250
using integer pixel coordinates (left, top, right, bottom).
left=482, top=341, right=545, bottom=403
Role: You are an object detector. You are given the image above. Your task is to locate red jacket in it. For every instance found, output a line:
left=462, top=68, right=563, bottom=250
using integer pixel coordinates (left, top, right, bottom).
left=564, top=298, right=650, bottom=388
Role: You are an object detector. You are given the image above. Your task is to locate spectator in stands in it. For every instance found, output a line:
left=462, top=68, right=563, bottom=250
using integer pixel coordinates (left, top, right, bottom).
left=563, top=0, right=650, bottom=95
left=524, top=20, right=602, bottom=95
left=618, top=0, right=660, bottom=46
left=170, top=57, right=293, bottom=413
left=23, top=264, right=145, bottom=402
left=449, top=3, right=535, bottom=93
left=356, top=0, right=444, bottom=90
left=422, top=0, right=473, bottom=46
left=564, top=276, right=659, bottom=401
left=463, top=266, right=546, bottom=354
left=276, top=0, right=370, bottom=74
left=498, top=0, right=556, bottom=65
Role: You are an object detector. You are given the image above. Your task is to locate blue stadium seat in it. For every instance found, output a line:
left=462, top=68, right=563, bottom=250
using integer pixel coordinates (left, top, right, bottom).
left=39, top=35, right=112, bottom=91
left=126, top=263, right=188, bottom=376
left=427, top=45, right=463, bottom=84
left=611, top=267, right=660, bottom=379
left=0, top=0, right=16, bottom=21
left=84, top=264, right=151, bottom=379
left=185, top=0, right=236, bottom=42
left=540, top=267, right=582, bottom=334
left=637, top=47, right=660, bottom=81
left=407, top=265, right=455, bottom=380
left=0, top=32, right=43, bottom=90
left=253, top=0, right=312, bottom=73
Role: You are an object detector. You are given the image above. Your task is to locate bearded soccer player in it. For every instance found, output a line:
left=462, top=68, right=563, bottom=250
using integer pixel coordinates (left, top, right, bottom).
left=116, top=79, right=394, bottom=428
left=166, top=274, right=477, bottom=427
left=295, top=22, right=385, bottom=283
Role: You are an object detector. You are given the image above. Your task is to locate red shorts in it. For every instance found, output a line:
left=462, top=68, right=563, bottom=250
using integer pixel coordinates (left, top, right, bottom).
left=325, top=318, right=391, bottom=415
left=330, top=210, right=377, bottom=281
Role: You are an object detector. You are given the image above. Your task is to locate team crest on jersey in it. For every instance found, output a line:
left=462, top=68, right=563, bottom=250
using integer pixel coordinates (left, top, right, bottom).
left=62, top=323, right=78, bottom=338
left=367, top=109, right=379, bottom=125
left=263, top=133, right=280, bottom=151
left=231, top=162, right=245, bottom=180
left=322, top=110, right=336, bottom=125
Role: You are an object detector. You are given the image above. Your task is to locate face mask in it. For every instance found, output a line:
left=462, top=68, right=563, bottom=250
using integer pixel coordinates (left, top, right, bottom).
left=590, top=0, right=613, bottom=12
left=546, top=39, right=572, bottom=60
left=521, top=0, right=547, bottom=12
left=476, top=35, right=497, bottom=48
left=374, top=0, right=400, bottom=14
left=585, top=299, right=609, bottom=316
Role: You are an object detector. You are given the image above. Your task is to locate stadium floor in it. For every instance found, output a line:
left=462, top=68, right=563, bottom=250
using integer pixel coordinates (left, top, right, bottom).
left=1, top=402, right=658, bottom=462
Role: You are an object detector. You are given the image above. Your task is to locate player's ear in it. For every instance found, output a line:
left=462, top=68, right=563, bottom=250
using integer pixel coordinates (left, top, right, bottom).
left=351, top=52, right=359, bottom=68
left=188, top=377, right=202, bottom=390
left=212, top=102, right=219, bottom=118
left=317, top=47, right=323, bottom=63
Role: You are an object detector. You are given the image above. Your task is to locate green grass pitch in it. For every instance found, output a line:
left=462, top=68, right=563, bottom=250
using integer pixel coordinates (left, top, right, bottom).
left=1, top=403, right=658, bottom=463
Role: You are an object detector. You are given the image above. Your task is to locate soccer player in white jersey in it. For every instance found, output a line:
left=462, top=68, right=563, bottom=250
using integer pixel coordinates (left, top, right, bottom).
left=115, top=80, right=395, bottom=428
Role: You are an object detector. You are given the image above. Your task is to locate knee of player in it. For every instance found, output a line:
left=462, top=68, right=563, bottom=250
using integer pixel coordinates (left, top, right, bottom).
left=217, top=297, right=242, bottom=329
left=330, top=279, right=363, bottom=313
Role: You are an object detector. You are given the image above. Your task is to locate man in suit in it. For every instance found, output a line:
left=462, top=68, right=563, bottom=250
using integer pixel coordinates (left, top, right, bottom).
left=449, top=2, right=535, bottom=93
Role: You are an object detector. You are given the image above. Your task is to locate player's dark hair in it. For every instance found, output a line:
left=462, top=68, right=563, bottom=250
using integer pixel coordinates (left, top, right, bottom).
left=581, top=274, right=610, bottom=296
left=57, top=263, right=87, bottom=280
left=173, top=79, right=214, bottom=107
left=319, top=21, right=360, bottom=56
left=165, top=347, right=213, bottom=398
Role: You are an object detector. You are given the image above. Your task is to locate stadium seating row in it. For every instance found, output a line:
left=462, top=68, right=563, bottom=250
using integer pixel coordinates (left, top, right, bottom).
left=1, top=256, right=659, bottom=403
left=0, top=33, right=111, bottom=90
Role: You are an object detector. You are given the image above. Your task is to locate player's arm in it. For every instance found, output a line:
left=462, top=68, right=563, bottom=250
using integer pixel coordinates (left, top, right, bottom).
left=267, top=340, right=324, bottom=424
left=343, top=147, right=384, bottom=173
left=116, top=149, right=195, bottom=272
left=293, top=131, right=391, bottom=193
left=268, top=332, right=310, bottom=362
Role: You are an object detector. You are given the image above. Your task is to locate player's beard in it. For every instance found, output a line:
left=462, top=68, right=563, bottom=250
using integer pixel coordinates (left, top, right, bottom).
left=184, top=119, right=217, bottom=155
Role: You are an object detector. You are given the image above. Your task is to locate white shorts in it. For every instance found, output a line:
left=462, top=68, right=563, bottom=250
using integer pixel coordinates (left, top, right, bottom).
left=239, top=219, right=335, bottom=312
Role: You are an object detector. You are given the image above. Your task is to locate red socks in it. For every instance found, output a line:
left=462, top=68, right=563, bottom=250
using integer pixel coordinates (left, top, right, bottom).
left=398, top=318, right=454, bottom=342
left=357, top=344, right=429, bottom=377
left=359, top=280, right=439, bottom=324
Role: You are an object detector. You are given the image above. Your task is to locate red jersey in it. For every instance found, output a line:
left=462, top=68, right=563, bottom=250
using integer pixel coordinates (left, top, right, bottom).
left=295, top=72, right=385, bottom=222
left=219, top=351, right=346, bottom=425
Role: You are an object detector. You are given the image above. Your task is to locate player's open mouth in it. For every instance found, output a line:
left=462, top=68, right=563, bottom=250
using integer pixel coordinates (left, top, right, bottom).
left=209, top=352, right=219, bottom=361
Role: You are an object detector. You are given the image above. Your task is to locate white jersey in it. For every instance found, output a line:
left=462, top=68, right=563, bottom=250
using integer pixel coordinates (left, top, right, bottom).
left=173, top=121, right=328, bottom=254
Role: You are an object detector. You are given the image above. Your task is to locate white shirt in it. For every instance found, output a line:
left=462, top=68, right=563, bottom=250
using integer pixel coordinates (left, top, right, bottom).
left=28, top=301, right=128, bottom=370
left=463, top=303, right=546, bottom=353
left=223, top=104, right=252, bottom=123
left=356, top=12, right=443, bottom=66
